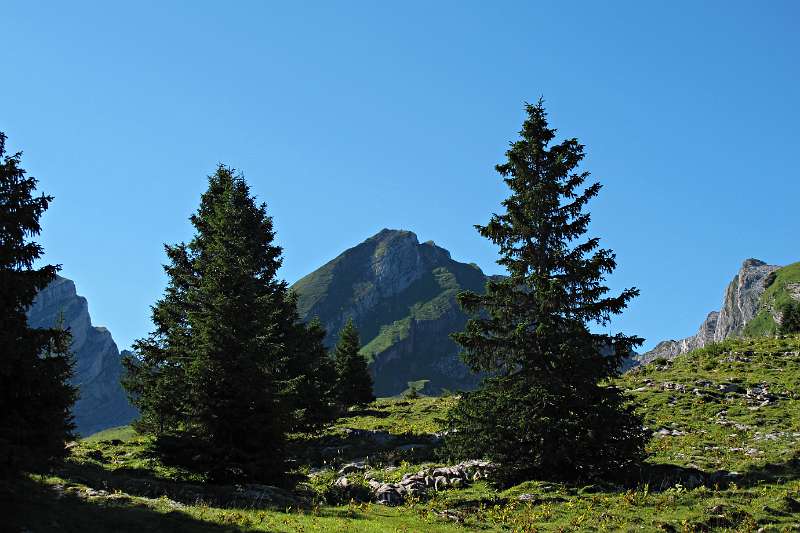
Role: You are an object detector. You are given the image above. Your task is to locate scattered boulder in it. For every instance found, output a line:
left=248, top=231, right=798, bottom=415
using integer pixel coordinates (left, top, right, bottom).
left=718, top=382, right=744, bottom=394
left=660, top=382, right=687, bottom=393
left=436, top=509, right=464, bottom=523
left=654, top=428, right=686, bottom=437
left=745, top=383, right=780, bottom=406
left=337, top=462, right=367, bottom=476
left=374, top=484, right=404, bottom=506
left=350, top=459, right=497, bottom=505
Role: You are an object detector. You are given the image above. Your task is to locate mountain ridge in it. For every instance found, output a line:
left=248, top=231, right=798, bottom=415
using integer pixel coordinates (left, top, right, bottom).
left=635, top=258, right=790, bottom=366
left=292, top=228, right=488, bottom=396
left=27, top=275, right=137, bottom=435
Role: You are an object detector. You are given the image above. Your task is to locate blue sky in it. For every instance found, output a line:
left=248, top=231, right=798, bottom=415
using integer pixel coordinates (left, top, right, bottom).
left=2, top=1, right=798, bottom=351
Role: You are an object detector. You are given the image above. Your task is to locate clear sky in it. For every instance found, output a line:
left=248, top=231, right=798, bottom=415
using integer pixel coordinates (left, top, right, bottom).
left=2, top=1, right=798, bottom=352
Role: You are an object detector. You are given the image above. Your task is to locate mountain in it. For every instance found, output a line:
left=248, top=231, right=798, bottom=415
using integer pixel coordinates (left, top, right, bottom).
left=27, top=275, right=137, bottom=436
left=291, top=229, right=489, bottom=396
left=634, top=258, right=800, bottom=366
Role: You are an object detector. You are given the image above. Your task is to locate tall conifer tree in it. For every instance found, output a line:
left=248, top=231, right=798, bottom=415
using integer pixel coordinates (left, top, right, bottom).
left=445, top=101, right=647, bottom=483
left=333, top=319, right=374, bottom=408
left=124, top=165, right=295, bottom=482
left=0, top=132, right=76, bottom=479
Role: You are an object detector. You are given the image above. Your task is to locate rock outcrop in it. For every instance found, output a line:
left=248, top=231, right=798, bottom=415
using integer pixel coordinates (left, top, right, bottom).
left=27, top=276, right=137, bottom=435
left=332, top=460, right=497, bottom=506
left=292, top=229, right=488, bottom=396
left=714, top=259, right=781, bottom=341
left=635, top=259, right=780, bottom=366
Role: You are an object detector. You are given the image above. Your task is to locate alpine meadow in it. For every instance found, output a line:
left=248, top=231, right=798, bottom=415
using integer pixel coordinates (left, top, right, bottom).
left=2, top=3, right=799, bottom=531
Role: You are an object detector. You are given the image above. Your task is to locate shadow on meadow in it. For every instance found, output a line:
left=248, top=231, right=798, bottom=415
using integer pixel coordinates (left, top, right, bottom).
left=54, top=458, right=303, bottom=512
left=287, top=429, right=441, bottom=468
left=737, top=453, right=800, bottom=488
left=4, top=477, right=252, bottom=533
left=631, top=452, right=800, bottom=493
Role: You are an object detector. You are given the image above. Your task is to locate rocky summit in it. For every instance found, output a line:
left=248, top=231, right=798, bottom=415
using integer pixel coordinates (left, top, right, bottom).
left=27, top=275, right=137, bottom=435
left=291, top=228, right=489, bottom=396
left=635, top=259, right=790, bottom=366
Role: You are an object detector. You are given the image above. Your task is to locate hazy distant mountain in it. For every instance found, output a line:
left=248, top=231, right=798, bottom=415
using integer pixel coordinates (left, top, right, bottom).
left=292, top=229, right=489, bottom=396
left=27, top=276, right=137, bottom=435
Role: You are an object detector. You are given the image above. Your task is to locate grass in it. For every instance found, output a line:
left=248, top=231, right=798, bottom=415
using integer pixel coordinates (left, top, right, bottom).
left=360, top=317, right=412, bottom=363
left=82, top=425, right=137, bottom=443
left=332, top=396, right=455, bottom=435
left=9, top=335, right=800, bottom=531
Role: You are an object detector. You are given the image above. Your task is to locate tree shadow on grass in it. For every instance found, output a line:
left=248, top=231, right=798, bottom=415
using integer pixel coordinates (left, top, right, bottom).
left=4, top=476, right=253, bottom=533
left=735, top=452, right=800, bottom=488
left=287, top=429, right=441, bottom=468
left=630, top=452, right=800, bottom=492
left=52, top=459, right=303, bottom=511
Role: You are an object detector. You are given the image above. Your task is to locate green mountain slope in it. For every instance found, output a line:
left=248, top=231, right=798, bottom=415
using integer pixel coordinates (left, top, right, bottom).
left=291, top=229, right=489, bottom=396
left=744, top=261, right=800, bottom=337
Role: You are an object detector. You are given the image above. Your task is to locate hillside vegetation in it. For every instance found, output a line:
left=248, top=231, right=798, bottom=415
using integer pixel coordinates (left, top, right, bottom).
left=7, top=335, right=800, bottom=531
left=744, top=262, right=800, bottom=337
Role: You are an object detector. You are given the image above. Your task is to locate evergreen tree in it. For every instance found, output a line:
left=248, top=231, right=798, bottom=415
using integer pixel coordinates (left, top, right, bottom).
left=333, top=319, right=374, bottom=408
left=281, top=316, right=337, bottom=432
left=444, top=101, right=647, bottom=484
left=778, top=300, right=800, bottom=334
left=0, top=132, right=77, bottom=479
left=123, top=165, right=295, bottom=482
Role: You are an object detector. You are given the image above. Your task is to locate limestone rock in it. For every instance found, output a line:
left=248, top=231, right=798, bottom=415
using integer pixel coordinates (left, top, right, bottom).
left=367, top=460, right=496, bottom=505
left=374, top=484, right=404, bottom=506
left=634, top=259, right=780, bottom=366
left=26, top=276, right=137, bottom=435
left=337, top=462, right=367, bottom=476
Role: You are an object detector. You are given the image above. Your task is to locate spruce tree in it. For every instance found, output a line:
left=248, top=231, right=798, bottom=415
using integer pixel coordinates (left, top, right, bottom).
left=333, top=319, right=374, bottom=408
left=280, top=316, right=337, bottom=432
left=123, top=165, right=294, bottom=482
left=0, top=132, right=77, bottom=479
left=444, top=101, right=647, bottom=483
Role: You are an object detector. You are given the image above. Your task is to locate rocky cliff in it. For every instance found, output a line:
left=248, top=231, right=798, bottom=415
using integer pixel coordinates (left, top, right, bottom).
left=27, top=276, right=137, bottom=436
left=292, top=229, right=488, bottom=396
left=635, top=259, right=781, bottom=365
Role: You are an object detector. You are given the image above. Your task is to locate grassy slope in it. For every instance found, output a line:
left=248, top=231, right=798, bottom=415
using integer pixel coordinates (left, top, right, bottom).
left=82, top=425, right=137, bottom=443
left=10, top=336, right=800, bottom=531
left=743, top=262, right=800, bottom=336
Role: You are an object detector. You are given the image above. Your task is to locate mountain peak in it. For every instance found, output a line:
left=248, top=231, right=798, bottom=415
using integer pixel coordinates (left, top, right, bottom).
left=742, top=258, right=767, bottom=269
left=367, top=228, right=419, bottom=243
left=291, top=230, right=489, bottom=396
